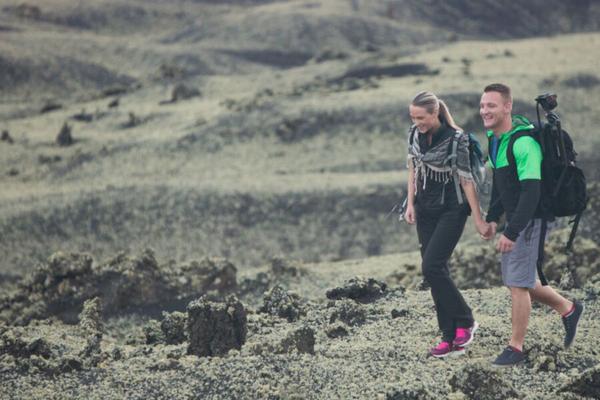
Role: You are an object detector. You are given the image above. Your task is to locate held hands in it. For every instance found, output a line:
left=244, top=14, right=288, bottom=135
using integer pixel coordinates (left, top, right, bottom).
left=476, top=220, right=495, bottom=240
left=404, top=204, right=416, bottom=225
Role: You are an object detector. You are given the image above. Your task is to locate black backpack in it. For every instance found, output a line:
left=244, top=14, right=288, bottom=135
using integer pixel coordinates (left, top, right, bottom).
left=506, top=122, right=587, bottom=249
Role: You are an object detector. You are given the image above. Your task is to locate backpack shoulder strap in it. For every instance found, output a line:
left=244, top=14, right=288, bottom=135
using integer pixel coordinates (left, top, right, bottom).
left=447, top=132, right=464, bottom=204
left=409, top=125, right=417, bottom=146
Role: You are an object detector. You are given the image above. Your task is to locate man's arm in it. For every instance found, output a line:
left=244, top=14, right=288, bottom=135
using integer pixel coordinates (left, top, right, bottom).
left=503, top=180, right=540, bottom=241
left=485, top=177, right=504, bottom=223
left=502, top=136, right=542, bottom=241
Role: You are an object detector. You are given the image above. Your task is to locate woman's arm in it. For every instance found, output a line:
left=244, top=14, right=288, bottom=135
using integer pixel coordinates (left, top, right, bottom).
left=405, top=162, right=416, bottom=224
left=461, top=178, right=488, bottom=235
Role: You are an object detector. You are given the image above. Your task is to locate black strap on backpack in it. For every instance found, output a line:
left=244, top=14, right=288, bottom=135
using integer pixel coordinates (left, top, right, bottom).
left=446, top=133, right=464, bottom=205
left=536, top=219, right=549, bottom=286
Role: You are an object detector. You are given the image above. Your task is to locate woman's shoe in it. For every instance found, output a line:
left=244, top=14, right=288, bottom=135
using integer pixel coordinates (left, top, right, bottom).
left=430, top=341, right=465, bottom=358
left=453, top=321, right=479, bottom=348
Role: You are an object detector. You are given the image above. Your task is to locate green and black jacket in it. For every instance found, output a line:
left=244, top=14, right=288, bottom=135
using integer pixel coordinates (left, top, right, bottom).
left=486, top=115, right=542, bottom=241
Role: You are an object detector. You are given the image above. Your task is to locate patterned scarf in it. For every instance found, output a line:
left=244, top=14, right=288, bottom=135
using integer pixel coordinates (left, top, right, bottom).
left=406, top=125, right=473, bottom=192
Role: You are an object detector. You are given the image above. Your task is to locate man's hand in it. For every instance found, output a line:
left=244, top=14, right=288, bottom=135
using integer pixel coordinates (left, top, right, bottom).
left=496, top=234, right=515, bottom=253
left=404, top=204, right=416, bottom=225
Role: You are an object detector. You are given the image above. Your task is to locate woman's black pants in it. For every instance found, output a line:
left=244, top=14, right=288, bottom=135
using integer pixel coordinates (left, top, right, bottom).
left=416, top=206, right=474, bottom=342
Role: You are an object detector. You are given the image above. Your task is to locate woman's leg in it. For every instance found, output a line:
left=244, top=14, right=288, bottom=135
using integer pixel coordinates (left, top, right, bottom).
left=417, top=210, right=455, bottom=342
left=420, top=207, right=473, bottom=336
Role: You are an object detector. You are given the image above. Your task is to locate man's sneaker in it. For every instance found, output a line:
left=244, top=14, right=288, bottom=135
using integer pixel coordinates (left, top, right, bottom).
left=492, top=346, right=526, bottom=367
left=429, top=341, right=465, bottom=358
left=563, top=300, right=584, bottom=348
left=453, top=321, right=479, bottom=348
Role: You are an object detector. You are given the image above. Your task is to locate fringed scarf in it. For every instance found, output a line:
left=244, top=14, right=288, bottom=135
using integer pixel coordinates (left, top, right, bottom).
left=406, top=125, right=473, bottom=193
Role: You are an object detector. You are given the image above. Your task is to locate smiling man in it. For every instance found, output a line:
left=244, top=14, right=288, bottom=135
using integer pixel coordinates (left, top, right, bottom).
left=480, top=83, right=584, bottom=367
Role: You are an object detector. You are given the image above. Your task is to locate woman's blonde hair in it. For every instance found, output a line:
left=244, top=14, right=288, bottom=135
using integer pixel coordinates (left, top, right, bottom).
left=411, top=91, right=462, bottom=132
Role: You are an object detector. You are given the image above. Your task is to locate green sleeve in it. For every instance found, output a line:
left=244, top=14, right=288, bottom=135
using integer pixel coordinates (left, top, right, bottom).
left=513, top=136, right=542, bottom=180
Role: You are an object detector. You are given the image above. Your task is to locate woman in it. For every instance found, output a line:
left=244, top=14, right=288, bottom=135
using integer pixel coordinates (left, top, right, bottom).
left=404, top=91, right=489, bottom=358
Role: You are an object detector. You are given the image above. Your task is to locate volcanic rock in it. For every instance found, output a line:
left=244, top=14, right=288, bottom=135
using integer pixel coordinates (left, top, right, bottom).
left=326, top=276, right=387, bottom=303
left=558, top=364, right=600, bottom=398
left=449, top=361, right=520, bottom=399
left=259, top=285, right=305, bottom=322
left=187, top=295, right=247, bottom=357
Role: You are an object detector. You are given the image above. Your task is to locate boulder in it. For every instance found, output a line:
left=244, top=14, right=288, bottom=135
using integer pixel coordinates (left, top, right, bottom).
left=187, top=295, right=247, bottom=357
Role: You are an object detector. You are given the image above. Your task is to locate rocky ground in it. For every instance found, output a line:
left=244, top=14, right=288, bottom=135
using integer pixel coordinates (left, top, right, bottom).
left=1, top=231, right=599, bottom=399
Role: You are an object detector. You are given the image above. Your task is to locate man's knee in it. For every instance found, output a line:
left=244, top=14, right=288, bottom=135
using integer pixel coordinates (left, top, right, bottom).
left=509, top=286, right=530, bottom=299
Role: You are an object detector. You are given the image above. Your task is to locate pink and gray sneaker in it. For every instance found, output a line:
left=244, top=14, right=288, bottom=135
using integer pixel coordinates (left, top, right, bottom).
left=429, top=341, right=465, bottom=358
left=453, top=321, right=479, bottom=348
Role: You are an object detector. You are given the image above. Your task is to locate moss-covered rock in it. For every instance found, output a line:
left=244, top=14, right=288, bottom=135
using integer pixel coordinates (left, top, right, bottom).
left=449, top=361, right=520, bottom=400
left=259, top=285, right=305, bottom=322
left=558, top=363, right=600, bottom=398
left=187, top=295, right=247, bottom=357
left=326, top=276, right=387, bottom=303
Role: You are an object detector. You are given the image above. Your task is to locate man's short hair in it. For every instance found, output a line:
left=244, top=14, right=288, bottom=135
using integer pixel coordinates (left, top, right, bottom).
left=484, top=83, right=512, bottom=102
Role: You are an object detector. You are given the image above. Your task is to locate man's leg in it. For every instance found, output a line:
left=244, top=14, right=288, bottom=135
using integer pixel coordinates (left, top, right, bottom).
left=509, top=287, right=531, bottom=351
left=528, top=280, right=572, bottom=315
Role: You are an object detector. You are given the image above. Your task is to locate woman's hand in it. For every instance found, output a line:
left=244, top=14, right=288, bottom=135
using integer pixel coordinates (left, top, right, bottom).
left=404, top=203, right=416, bottom=225
left=475, top=219, right=490, bottom=237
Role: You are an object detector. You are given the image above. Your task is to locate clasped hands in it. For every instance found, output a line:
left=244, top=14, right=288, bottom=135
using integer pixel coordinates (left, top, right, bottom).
left=476, top=220, right=515, bottom=253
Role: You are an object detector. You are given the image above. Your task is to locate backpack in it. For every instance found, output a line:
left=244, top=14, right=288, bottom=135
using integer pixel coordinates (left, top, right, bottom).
left=449, top=132, right=488, bottom=203
left=506, top=123, right=587, bottom=247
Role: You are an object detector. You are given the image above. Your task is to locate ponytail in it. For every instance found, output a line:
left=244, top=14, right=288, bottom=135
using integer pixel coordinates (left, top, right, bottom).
left=437, top=99, right=462, bottom=132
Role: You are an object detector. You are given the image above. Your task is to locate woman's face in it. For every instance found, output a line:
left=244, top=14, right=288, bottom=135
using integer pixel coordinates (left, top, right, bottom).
left=409, top=105, right=438, bottom=134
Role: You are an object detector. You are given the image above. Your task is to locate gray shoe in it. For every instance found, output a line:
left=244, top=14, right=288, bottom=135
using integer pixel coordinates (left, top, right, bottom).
left=492, top=346, right=526, bottom=368
left=563, top=300, right=584, bottom=348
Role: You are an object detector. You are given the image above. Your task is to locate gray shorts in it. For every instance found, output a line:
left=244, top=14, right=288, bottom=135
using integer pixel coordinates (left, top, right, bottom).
left=501, top=219, right=551, bottom=288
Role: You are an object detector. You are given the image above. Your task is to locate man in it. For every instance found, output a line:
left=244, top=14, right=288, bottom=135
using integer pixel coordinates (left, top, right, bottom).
left=480, top=83, right=584, bottom=367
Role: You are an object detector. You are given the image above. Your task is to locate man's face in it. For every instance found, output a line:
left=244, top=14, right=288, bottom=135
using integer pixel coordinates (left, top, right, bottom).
left=409, top=105, right=438, bottom=134
left=480, top=91, right=511, bottom=131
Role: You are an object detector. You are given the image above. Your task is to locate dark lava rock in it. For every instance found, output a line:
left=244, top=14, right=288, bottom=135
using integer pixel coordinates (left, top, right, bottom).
left=270, top=256, right=305, bottom=277
left=238, top=272, right=271, bottom=300
left=449, top=361, right=520, bottom=400
left=70, top=109, right=93, bottom=122
left=160, top=311, right=187, bottom=345
left=176, top=257, right=238, bottom=294
left=558, top=364, right=600, bottom=398
left=279, top=326, right=315, bottom=355
left=56, top=122, right=74, bottom=146
left=187, top=295, right=247, bottom=357
left=386, top=386, right=435, bottom=400
left=108, top=98, right=119, bottom=108
left=329, top=299, right=366, bottom=326
left=259, top=285, right=304, bottom=322
left=544, top=228, right=600, bottom=288
left=40, top=101, right=63, bottom=114
left=171, top=83, right=201, bottom=102
left=0, top=330, right=53, bottom=359
left=1, top=130, right=14, bottom=144
left=391, top=308, right=409, bottom=319
left=79, top=297, right=103, bottom=337
left=144, top=320, right=165, bottom=345
left=449, top=245, right=501, bottom=289
left=0, top=250, right=239, bottom=325
left=78, top=298, right=103, bottom=365
left=326, top=276, right=387, bottom=303
left=326, top=322, right=348, bottom=339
